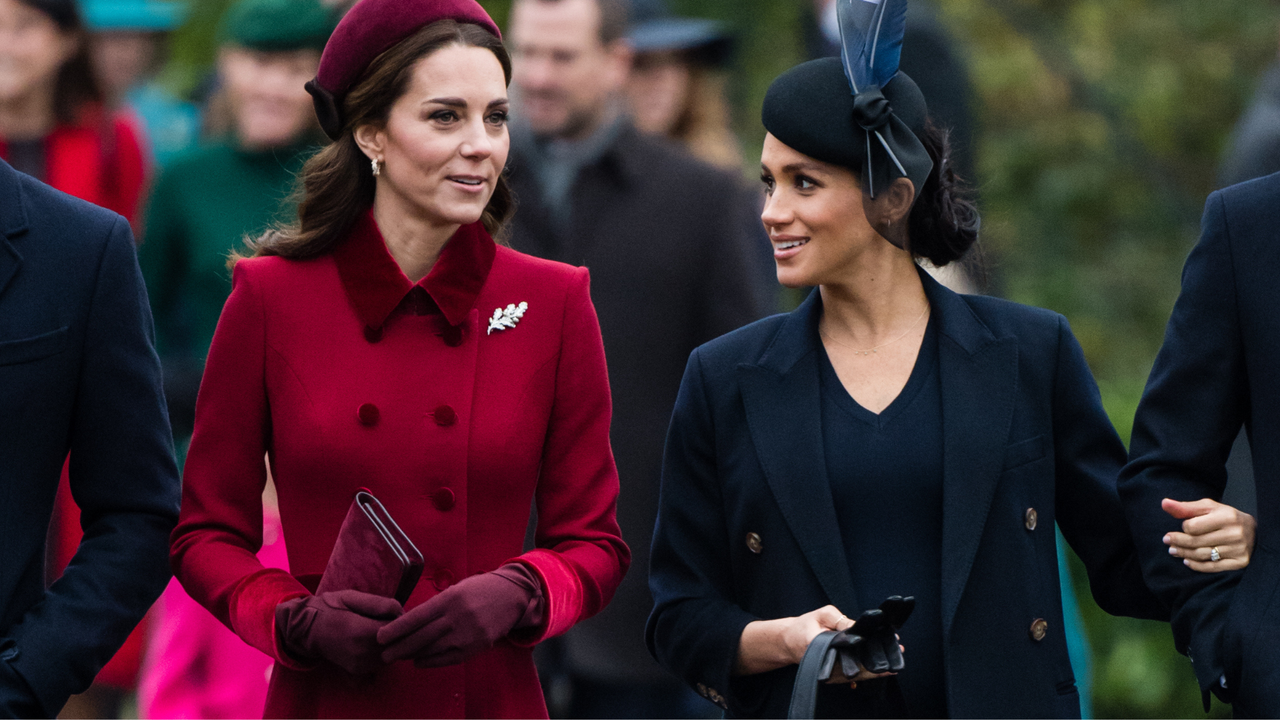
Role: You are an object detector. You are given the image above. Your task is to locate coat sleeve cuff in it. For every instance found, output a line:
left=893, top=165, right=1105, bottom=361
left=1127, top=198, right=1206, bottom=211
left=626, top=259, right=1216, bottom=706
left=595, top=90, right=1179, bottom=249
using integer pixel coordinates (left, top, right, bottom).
left=227, top=568, right=310, bottom=667
left=0, top=641, right=50, bottom=718
left=1187, top=639, right=1231, bottom=711
left=505, top=550, right=583, bottom=645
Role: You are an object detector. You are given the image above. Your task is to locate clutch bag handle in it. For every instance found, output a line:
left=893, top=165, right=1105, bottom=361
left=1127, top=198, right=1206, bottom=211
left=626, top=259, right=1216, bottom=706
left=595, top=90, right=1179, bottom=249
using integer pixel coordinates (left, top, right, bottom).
left=787, top=630, right=842, bottom=719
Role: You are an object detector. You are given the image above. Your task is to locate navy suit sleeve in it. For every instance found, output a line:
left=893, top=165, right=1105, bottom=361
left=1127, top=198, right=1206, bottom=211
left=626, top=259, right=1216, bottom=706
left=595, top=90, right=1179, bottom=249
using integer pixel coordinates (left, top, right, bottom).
left=2, top=217, right=180, bottom=716
left=1119, top=190, right=1248, bottom=704
left=1049, top=315, right=1167, bottom=621
left=647, top=348, right=759, bottom=712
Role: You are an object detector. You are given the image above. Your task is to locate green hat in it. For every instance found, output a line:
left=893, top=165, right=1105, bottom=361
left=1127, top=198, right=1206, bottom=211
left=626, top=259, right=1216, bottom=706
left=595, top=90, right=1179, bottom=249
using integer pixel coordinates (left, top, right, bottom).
left=219, top=0, right=336, bottom=52
left=81, top=0, right=188, bottom=31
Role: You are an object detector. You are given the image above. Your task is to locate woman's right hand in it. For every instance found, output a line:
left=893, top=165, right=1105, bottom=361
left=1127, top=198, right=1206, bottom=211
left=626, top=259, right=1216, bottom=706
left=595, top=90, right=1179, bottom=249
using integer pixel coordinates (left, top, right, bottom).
left=275, top=590, right=403, bottom=674
left=784, top=605, right=854, bottom=665
left=735, top=605, right=892, bottom=682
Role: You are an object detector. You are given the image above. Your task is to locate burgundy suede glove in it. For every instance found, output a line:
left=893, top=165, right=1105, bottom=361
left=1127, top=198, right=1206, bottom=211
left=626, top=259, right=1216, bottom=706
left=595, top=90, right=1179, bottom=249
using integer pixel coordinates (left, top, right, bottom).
left=377, top=563, right=546, bottom=668
left=275, top=590, right=404, bottom=675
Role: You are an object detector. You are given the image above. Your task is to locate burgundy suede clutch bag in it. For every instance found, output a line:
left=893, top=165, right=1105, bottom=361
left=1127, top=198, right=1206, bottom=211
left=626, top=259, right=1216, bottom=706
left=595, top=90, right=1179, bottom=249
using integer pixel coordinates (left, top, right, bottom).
left=315, top=490, right=424, bottom=606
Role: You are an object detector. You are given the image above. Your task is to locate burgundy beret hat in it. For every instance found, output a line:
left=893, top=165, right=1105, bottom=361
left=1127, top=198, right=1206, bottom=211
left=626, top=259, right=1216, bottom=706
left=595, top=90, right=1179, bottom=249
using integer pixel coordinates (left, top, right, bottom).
left=305, top=0, right=501, bottom=139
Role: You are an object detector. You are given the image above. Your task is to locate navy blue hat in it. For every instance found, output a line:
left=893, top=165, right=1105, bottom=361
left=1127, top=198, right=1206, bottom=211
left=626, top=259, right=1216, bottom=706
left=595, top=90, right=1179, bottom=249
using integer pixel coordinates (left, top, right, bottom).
left=762, top=57, right=931, bottom=201
left=627, top=0, right=733, bottom=66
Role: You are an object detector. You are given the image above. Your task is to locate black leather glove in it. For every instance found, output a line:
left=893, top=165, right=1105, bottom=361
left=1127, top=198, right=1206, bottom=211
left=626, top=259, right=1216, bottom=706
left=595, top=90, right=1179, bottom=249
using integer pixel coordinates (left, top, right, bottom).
left=820, top=595, right=915, bottom=679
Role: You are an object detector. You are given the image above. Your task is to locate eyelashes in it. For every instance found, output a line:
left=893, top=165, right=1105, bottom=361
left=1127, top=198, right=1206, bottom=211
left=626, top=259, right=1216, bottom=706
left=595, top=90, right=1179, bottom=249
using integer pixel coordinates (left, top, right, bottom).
left=425, top=110, right=510, bottom=125
left=758, top=174, right=819, bottom=194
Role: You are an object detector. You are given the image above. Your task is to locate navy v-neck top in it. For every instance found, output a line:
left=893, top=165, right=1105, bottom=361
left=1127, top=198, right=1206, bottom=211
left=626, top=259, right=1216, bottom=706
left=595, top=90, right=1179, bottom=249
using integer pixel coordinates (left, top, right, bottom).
left=819, top=314, right=947, bottom=718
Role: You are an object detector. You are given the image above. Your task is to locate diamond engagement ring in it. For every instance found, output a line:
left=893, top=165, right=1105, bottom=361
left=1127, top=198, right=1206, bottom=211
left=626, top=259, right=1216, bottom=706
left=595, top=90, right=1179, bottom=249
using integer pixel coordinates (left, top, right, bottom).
left=1210, top=547, right=1221, bottom=562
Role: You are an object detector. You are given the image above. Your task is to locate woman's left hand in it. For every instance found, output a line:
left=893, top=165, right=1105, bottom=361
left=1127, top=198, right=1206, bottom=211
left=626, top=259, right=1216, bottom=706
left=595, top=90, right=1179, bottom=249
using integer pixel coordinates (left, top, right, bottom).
left=378, top=564, right=543, bottom=667
left=1162, top=498, right=1257, bottom=573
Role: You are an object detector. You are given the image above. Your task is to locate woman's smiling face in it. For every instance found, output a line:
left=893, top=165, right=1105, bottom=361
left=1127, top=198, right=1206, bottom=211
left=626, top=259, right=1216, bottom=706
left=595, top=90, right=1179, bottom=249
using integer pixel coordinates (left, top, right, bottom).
left=358, top=43, right=510, bottom=228
left=759, top=132, right=884, bottom=288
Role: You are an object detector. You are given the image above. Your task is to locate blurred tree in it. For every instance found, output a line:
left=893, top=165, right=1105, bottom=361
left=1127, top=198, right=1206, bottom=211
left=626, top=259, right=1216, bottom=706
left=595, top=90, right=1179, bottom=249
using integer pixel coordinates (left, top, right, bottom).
left=161, top=0, right=238, bottom=97
left=926, top=1, right=1274, bottom=716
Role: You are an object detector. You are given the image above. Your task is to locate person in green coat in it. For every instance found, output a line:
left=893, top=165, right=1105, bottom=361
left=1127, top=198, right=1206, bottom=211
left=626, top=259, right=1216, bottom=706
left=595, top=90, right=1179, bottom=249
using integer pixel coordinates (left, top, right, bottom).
left=140, top=0, right=336, bottom=443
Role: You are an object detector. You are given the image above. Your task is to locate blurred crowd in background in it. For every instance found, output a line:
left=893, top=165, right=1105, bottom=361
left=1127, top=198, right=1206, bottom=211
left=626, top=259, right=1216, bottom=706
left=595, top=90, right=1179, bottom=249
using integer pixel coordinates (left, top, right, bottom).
left=2, top=0, right=1279, bottom=717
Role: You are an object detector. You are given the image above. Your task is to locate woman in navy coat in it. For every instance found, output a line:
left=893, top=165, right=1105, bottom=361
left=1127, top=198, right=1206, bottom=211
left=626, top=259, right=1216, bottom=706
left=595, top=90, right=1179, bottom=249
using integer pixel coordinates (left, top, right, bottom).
left=645, top=54, right=1254, bottom=718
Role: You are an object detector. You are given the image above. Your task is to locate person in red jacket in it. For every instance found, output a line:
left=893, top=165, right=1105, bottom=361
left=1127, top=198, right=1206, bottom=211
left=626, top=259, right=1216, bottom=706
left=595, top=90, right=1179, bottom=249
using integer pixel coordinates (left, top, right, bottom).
left=169, top=1, right=630, bottom=717
left=0, top=0, right=147, bottom=226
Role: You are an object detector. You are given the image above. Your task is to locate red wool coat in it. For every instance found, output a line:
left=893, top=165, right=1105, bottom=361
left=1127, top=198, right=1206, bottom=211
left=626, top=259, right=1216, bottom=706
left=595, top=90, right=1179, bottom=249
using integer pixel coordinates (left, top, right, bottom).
left=170, top=213, right=630, bottom=718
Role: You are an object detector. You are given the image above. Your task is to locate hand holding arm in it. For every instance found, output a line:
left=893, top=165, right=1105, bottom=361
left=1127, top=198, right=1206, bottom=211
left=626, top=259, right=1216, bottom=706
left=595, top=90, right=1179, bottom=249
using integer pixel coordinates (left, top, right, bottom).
left=1161, top=498, right=1256, bottom=573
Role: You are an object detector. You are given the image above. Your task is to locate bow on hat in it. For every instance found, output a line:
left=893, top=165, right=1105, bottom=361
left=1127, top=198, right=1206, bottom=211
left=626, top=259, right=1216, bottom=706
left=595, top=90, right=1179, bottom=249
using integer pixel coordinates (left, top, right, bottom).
left=837, top=0, right=931, bottom=199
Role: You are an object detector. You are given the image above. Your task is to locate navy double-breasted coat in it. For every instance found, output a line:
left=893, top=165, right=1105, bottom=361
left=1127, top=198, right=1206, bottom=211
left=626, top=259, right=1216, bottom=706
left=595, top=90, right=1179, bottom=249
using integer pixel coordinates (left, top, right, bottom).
left=647, top=271, right=1166, bottom=718
left=0, top=159, right=179, bottom=716
left=1120, top=171, right=1280, bottom=716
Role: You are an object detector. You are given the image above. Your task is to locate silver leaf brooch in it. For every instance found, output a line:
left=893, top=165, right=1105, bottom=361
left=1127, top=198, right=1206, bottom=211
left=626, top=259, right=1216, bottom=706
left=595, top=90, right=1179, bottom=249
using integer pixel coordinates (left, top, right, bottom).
left=487, top=302, right=528, bottom=335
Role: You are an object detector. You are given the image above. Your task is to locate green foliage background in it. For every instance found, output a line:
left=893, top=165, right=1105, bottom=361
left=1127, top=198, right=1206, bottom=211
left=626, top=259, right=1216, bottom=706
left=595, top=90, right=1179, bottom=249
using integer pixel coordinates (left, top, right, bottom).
left=164, top=0, right=1278, bottom=715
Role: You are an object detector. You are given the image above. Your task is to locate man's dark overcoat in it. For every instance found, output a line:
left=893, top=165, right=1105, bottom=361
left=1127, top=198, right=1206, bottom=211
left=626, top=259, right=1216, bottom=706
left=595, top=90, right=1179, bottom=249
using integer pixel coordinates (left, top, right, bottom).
left=507, top=123, right=775, bottom=682
left=648, top=272, right=1167, bottom=718
left=1119, top=171, right=1280, bottom=717
left=0, top=159, right=179, bottom=716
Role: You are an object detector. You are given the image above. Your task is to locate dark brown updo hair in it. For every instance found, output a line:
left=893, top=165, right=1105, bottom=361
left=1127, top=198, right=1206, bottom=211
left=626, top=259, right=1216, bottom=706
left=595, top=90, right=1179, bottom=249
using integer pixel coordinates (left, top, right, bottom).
left=246, top=20, right=513, bottom=262
left=905, top=119, right=980, bottom=267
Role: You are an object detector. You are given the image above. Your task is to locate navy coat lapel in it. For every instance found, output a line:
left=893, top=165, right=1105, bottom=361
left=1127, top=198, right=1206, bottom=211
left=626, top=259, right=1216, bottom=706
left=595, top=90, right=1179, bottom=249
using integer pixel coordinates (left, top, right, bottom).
left=738, top=274, right=1019, bottom=627
left=739, top=291, right=861, bottom=614
left=0, top=162, right=29, bottom=301
left=922, top=273, right=1019, bottom=640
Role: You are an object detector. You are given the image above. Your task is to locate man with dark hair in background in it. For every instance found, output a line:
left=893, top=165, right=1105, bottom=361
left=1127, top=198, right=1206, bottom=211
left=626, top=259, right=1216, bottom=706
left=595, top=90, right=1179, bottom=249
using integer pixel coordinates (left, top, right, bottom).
left=506, top=0, right=775, bottom=716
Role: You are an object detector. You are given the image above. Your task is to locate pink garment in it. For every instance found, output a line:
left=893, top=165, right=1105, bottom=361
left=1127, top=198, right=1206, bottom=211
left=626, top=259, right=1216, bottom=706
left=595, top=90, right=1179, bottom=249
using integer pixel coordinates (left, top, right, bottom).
left=139, top=509, right=288, bottom=719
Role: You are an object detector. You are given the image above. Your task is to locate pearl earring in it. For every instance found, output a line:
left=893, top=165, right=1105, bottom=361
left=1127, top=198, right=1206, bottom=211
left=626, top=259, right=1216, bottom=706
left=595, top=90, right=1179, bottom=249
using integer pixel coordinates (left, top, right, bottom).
left=371, top=158, right=382, bottom=177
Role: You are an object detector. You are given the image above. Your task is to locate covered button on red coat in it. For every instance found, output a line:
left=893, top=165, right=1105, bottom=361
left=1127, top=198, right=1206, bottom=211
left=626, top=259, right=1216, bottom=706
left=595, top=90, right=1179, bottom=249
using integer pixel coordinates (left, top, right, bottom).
left=440, top=325, right=463, bottom=347
left=363, top=325, right=383, bottom=343
left=432, top=487, right=455, bottom=512
left=357, top=403, right=380, bottom=426
left=433, top=569, right=454, bottom=591
left=432, top=405, right=457, bottom=426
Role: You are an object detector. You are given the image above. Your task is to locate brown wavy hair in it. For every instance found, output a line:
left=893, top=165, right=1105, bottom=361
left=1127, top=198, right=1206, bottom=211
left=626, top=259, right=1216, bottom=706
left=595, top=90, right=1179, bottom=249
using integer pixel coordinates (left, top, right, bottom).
left=241, top=20, right=514, bottom=263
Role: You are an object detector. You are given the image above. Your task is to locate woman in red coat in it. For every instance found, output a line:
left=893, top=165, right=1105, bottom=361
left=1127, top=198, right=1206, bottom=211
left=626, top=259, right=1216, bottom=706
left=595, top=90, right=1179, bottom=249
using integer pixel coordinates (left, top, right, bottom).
left=169, top=1, right=630, bottom=717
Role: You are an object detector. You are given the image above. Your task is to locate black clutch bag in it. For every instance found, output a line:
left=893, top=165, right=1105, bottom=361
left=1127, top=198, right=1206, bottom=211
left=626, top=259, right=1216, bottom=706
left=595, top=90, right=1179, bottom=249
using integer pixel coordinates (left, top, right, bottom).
left=315, top=489, right=424, bottom=606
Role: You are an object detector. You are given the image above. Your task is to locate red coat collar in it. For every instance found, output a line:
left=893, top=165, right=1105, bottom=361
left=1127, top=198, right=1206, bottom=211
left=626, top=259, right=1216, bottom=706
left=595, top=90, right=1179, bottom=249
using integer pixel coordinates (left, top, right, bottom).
left=333, top=211, right=496, bottom=329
